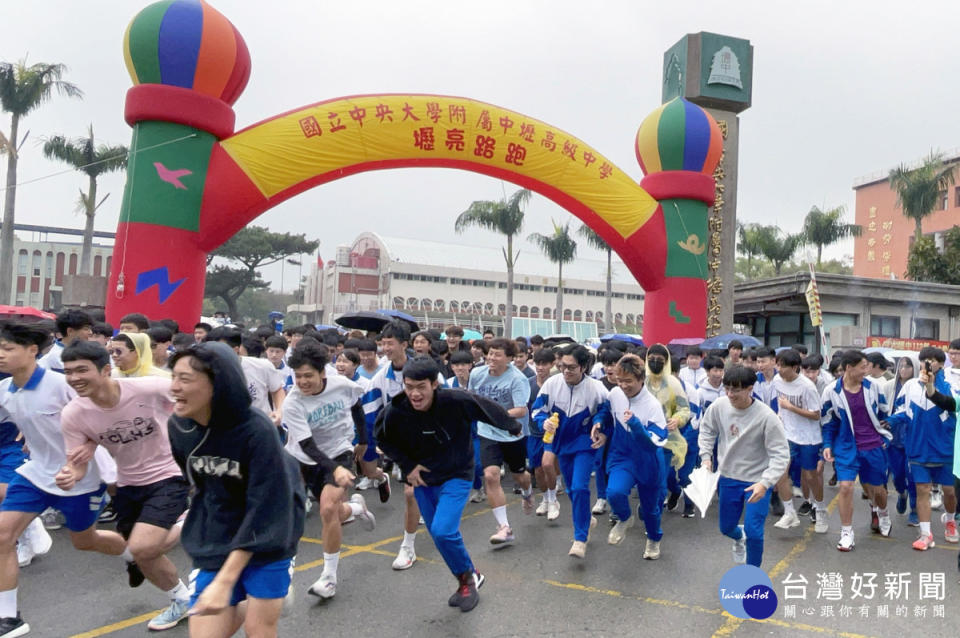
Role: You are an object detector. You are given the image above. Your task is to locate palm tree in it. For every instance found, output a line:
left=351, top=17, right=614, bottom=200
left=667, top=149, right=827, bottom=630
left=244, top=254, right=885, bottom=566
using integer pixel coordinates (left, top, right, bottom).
left=42, top=125, right=127, bottom=275
left=455, top=188, right=531, bottom=337
left=756, top=225, right=802, bottom=275
left=529, top=220, right=577, bottom=333
left=801, top=205, right=861, bottom=268
left=888, top=151, right=957, bottom=243
left=0, top=59, right=82, bottom=303
left=578, top=224, right=613, bottom=333
left=736, top=222, right=765, bottom=280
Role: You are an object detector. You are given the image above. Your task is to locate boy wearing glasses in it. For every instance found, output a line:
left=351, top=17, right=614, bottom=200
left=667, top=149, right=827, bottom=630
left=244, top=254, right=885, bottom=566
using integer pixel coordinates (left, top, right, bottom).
left=699, top=365, right=789, bottom=567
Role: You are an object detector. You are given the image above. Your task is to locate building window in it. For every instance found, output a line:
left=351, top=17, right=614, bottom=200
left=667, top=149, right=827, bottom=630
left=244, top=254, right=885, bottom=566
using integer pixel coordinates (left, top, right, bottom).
left=913, top=318, right=939, bottom=341
left=870, top=315, right=900, bottom=338
left=955, top=186, right=960, bottom=208
left=31, top=251, right=42, bottom=277
left=17, top=251, right=27, bottom=276
left=939, top=190, right=949, bottom=210
left=45, top=252, right=53, bottom=278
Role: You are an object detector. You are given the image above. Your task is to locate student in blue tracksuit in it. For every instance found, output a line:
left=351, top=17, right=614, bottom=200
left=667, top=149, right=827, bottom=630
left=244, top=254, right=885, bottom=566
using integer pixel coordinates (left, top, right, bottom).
left=821, top=350, right=892, bottom=552
left=531, top=345, right=611, bottom=559
left=883, top=354, right=919, bottom=524
left=604, top=355, right=668, bottom=560
left=885, top=346, right=958, bottom=550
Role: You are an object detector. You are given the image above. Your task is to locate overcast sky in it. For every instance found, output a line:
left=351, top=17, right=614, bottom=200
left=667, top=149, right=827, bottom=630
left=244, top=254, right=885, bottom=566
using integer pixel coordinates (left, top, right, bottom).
left=3, top=0, right=959, bottom=292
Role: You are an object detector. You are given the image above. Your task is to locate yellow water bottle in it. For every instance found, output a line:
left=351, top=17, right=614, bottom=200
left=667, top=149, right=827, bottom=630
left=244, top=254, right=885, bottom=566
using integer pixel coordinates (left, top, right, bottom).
left=543, top=412, right=559, bottom=444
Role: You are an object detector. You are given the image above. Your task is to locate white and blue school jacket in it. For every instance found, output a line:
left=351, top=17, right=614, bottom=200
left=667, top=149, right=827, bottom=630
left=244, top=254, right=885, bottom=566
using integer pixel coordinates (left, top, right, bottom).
left=606, top=386, right=667, bottom=486
left=531, top=374, right=611, bottom=456
left=753, top=371, right=778, bottom=412
left=821, top=377, right=891, bottom=463
left=885, top=372, right=956, bottom=465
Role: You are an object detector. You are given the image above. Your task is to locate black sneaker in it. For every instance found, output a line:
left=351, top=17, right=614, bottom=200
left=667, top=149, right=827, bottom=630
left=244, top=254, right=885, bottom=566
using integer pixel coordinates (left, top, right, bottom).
left=448, top=571, right=484, bottom=606
left=809, top=508, right=817, bottom=524
left=99, top=504, right=118, bottom=524
left=828, top=472, right=837, bottom=487
left=682, top=498, right=696, bottom=518
left=609, top=512, right=619, bottom=526
left=127, top=561, right=145, bottom=588
left=451, top=571, right=479, bottom=612
left=797, top=501, right=813, bottom=516
left=770, top=493, right=784, bottom=517
left=377, top=474, right=391, bottom=503
left=666, top=491, right=681, bottom=512
left=0, top=613, right=28, bottom=637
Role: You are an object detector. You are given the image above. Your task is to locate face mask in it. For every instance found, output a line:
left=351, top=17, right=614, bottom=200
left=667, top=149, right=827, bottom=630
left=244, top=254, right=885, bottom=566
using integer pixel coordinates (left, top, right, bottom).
left=648, top=359, right=665, bottom=375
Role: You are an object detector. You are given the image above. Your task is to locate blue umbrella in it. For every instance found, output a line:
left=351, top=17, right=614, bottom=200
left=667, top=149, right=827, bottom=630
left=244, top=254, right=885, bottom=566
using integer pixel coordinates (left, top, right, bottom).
left=700, top=333, right=762, bottom=350
left=600, top=334, right=645, bottom=347
left=376, top=309, right=420, bottom=332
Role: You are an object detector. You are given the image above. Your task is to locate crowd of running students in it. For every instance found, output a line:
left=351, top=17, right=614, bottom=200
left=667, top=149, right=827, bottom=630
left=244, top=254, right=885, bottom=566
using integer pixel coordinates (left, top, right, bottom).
left=0, top=307, right=956, bottom=637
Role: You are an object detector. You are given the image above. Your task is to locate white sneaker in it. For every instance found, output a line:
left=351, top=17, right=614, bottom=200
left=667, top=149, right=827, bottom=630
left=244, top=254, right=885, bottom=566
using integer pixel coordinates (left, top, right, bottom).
left=732, top=525, right=746, bottom=564
left=535, top=497, right=548, bottom=516
left=392, top=545, right=416, bottom=570
left=878, top=514, right=892, bottom=537
left=643, top=538, right=661, bottom=560
left=307, top=572, right=336, bottom=599
left=355, top=476, right=374, bottom=491
left=469, top=488, right=485, bottom=503
left=16, top=542, right=35, bottom=568
left=931, top=488, right=944, bottom=511
left=792, top=486, right=803, bottom=498
left=774, top=510, right=800, bottom=529
left=837, top=529, right=855, bottom=552
left=349, top=494, right=376, bottom=531
left=814, top=509, right=829, bottom=534
left=607, top=517, right=635, bottom=545
left=26, top=518, right=51, bottom=556
left=391, top=464, right=402, bottom=481
left=568, top=540, right=587, bottom=558
left=546, top=500, right=560, bottom=521
left=592, top=498, right=608, bottom=515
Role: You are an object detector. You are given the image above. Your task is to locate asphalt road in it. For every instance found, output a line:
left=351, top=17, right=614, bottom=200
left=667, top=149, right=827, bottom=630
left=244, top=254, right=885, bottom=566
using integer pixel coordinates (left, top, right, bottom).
left=17, top=479, right=960, bottom=638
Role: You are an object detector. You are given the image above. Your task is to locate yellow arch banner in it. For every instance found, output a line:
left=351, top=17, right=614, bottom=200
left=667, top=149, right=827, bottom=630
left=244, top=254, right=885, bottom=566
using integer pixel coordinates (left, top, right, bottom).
left=219, top=94, right=658, bottom=239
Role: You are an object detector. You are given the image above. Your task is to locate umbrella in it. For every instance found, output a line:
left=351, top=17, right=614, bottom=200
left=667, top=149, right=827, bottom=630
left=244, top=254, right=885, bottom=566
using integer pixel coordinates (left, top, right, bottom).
left=683, top=466, right=720, bottom=518
left=334, top=311, right=392, bottom=332
left=700, top=333, right=762, bottom=350
left=669, top=337, right=704, bottom=346
left=600, top=333, right=645, bottom=347
left=0, top=305, right=56, bottom=321
left=376, top=309, right=420, bottom=331
left=443, top=329, right=482, bottom=341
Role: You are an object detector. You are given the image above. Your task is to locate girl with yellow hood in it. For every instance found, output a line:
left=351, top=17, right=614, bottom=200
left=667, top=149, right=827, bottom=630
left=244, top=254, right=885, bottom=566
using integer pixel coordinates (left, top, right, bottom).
left=643, top=345, right=690, bottom=509
left=109, top=332, right=171, bottom=379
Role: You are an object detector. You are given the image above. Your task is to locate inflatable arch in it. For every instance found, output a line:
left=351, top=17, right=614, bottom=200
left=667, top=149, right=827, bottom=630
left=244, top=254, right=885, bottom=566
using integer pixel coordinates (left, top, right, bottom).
left=107, top=0, right=722, bottom=345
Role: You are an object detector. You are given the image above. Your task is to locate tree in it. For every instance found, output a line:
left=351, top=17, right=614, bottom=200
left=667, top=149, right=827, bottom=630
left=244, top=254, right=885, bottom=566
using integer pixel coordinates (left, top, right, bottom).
left=204, top=226, right=318, bottom=320
left=42, top=125, right=127, bottom=275
left=801, top=205, right=861, bottom=268
left=734, top=256, right=852, bottom=282
left=889, top=151, right=957, bottom=243
left=529, top=220, right=577, bottom=333
left=455, top=188, right=531, bottom=337
left=578, top=224, right=613, bottom=333
left=905, top=225, right=960, bottom=284
left=756, top=225, right=802, bottom=275
left=0, top=59, right=82, bottom=304
left=736, top=222, right=766, bottom=281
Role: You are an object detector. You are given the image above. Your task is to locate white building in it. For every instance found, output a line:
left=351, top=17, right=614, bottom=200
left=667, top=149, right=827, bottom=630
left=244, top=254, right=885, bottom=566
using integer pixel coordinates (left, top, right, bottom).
left=293, top=232, right=646, bottom=334
left=11, top=233, right=114, bottom=309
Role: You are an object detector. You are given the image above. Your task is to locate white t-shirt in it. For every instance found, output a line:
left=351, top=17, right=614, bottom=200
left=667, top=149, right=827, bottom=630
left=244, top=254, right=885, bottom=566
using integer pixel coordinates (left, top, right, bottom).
left=772, top=374, right=822, bottom=445
left=0, top=367, right=101, bottom=495
left=283, top=376, right=364, bottom=464
left=240, top=356, right=283, bottom=416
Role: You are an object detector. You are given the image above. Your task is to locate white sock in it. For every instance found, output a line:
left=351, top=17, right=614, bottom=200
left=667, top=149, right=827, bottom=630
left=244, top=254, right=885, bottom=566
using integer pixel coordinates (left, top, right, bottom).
left=871, top=505, right=878, bottom=513
left=920, top=521, right=931, bottom=536
left=167, top=579, right=189, bottom=602
left=521, top=486, right=532, bottom=498
left=814, top=500, right=825, bottom=511
left=121, top=548, right=134, bottom=563
left=492, top=506, right=509, bottom=527
left=348, top=501, right=363, bottom=517
left=546, top=488, right=557, bottom=503
left=0, top=589, right=16, bottom=618
left=322, top=552, right=339, bottom=579
left=878, top=509, right=888, bottom=518
left=402, top=531, right=417, bottom=549
left=782, top=499, right=795, bottom=515
left=841, top=525, right=853, bottom=535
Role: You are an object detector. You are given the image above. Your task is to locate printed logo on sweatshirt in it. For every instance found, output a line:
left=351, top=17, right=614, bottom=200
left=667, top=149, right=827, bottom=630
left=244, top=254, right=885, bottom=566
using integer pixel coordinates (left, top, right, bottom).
left=190, top=455, right=243, bottom=479
left=729, top=423, right=740, bottom=438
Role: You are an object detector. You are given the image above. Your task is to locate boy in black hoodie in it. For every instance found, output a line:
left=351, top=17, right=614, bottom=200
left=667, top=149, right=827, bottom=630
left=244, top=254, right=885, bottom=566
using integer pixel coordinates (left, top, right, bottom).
left=376, top=357, right=520, bottom=612
left=167, top=343, right=305, bottom=637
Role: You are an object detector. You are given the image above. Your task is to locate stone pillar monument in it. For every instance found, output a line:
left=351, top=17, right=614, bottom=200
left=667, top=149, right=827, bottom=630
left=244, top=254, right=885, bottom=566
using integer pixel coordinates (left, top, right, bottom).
left=662, top=33, right=752, bottom=336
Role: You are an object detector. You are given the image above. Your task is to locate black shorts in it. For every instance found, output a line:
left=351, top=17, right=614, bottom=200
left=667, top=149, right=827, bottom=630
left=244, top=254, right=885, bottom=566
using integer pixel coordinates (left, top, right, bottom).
left=114, top=476, right=190, bottom=540
left=300, top=451, right=355, bottom=495
left=479, top=436, right=527, bottom=475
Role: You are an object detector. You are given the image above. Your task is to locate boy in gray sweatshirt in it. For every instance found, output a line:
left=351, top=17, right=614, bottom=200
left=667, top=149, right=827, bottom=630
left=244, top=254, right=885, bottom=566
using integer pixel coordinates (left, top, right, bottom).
left=699, top=366, right=789, bottom=567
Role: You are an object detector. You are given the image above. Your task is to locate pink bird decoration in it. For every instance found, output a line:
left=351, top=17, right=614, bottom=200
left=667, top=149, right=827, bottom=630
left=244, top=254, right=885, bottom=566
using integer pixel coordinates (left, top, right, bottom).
left=153, top=162, right=192, bottom=190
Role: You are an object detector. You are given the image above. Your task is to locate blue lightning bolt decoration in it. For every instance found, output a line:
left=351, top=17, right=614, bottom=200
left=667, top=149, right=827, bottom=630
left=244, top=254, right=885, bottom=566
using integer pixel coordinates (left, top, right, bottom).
left=135, top=267, right=186, bottom=304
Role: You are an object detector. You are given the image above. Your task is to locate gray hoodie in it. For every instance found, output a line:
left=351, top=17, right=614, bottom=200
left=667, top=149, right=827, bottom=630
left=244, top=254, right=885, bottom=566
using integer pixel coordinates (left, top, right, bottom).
left=698, top=396, right=789, bottom=489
